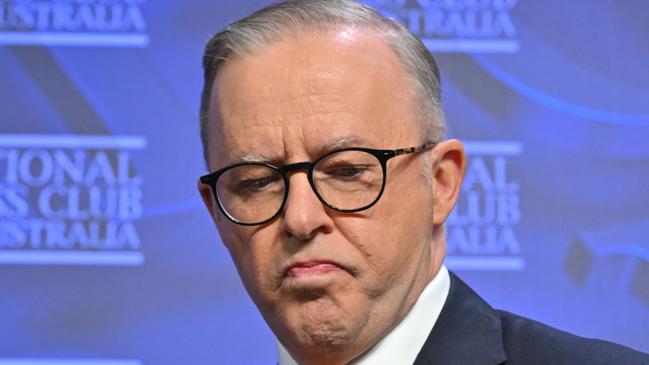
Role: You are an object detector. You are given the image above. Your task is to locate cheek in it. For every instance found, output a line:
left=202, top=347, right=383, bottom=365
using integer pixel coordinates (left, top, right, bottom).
left=359, top=180, right=434, bottom=272
left=380, top=174, right=434, bottom=232
left=218, top=225, right=280, bottom=301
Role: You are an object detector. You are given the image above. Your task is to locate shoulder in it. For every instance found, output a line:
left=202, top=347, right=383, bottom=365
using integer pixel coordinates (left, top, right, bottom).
left=420, top=272, right=649, bottom=365
left=496, top=310, right=649, bottom=365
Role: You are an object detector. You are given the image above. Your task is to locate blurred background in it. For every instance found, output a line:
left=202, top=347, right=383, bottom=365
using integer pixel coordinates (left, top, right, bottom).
left=0, top=0, right=647, bottom=364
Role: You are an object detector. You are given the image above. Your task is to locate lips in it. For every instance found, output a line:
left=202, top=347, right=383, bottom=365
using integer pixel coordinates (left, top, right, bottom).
left=285, top=261, right=343, bottom=278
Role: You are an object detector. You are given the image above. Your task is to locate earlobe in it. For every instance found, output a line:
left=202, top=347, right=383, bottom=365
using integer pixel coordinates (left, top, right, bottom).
left=431, top=139, right=467, bottom=225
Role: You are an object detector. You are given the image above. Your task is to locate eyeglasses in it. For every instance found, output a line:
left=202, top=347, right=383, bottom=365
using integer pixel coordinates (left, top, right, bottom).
left=200, top=142, right=436, bottom=226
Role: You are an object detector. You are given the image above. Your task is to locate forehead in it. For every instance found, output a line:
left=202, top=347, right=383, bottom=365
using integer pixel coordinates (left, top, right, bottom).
left=206, top=28, right=420, bottom=168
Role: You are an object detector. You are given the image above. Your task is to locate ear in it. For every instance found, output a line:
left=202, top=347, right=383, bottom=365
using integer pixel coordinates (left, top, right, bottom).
left=431, top=139, right=466, bottom=225
left=198, top=179, right=219, bottom=223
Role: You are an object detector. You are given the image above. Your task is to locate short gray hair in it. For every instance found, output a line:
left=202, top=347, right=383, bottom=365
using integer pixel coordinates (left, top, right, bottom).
left=199, top=0, right=445, bottom=166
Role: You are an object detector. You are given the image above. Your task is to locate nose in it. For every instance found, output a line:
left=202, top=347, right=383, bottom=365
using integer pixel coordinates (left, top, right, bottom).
left=281, top=171, right=334, bottom=241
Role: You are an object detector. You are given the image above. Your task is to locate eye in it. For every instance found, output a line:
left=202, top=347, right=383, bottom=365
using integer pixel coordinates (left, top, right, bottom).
left=333, top=166, right=363, bottom=177
left=238, top=176, right=276, bottom=190
left=325, top=165, right=368, bottom=180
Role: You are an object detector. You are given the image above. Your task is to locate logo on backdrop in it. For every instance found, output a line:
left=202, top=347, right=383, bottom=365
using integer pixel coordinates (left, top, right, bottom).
left=0, top=134, right=146, bottom=266
left=0, top=0, right=149, bottom=47
left=564, top=221, right=649, bottom=308
left=446, top=141, right=524, bottom=271
left=365, top=0, right=520, bottom=53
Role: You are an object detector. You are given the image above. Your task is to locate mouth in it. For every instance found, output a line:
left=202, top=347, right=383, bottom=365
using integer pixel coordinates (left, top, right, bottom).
left=284, top=260, right=344, bottom=278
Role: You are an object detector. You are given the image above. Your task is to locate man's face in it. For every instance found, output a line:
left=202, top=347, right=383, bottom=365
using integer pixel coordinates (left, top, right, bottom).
left=201, top=28, right=447, bottom=363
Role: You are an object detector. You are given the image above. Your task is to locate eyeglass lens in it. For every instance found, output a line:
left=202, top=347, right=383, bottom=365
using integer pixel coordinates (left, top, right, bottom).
left=215, top=150, right=384, bottom=224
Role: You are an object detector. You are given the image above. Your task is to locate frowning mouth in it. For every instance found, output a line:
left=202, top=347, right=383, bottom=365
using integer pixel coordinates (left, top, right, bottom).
left=284, top=261, right=343, bottom=278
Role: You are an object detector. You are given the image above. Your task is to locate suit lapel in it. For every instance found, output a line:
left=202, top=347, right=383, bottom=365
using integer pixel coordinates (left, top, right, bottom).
left=413, top=272, right=507, bottom=365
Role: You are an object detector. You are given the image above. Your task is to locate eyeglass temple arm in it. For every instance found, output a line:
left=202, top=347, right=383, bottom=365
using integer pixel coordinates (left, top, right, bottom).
left=393, top=142, right=437, bottom=156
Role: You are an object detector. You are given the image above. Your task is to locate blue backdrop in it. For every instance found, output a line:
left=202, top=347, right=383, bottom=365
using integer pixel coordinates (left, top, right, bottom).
left=0, top=1, right=647, bottom=364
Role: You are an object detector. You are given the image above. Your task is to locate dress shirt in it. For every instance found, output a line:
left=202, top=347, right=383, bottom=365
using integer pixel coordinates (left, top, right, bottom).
left=277, top=265, right=450, bottom=365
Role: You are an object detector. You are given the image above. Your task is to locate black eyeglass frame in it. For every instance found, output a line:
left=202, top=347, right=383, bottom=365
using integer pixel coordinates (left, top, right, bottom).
left=200, top=142, right=437, bottom=226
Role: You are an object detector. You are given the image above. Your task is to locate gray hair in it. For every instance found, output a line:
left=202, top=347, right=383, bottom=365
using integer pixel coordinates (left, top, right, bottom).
left=199, top=0, right=445, bottom=166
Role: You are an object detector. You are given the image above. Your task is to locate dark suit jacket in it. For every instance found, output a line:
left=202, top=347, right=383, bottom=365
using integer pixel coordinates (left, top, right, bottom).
left=413, top=272, right=649, bottom=364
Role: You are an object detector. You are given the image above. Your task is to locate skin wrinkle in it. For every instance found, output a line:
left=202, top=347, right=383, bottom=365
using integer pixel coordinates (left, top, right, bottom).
left=232, top=136, right=367, bottom=167
left=199, top=26, right=465, bottom=365
left=213, top=111, right=361, bottom=168
left=234, top=93, right=349, bottom=121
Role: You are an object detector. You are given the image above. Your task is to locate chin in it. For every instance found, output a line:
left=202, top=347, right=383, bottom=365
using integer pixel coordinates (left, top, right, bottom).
left=283, top=296, right=356, bottom=349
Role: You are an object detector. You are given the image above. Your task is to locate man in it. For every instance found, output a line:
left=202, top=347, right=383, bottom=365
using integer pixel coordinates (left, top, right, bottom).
left=197, top=1, right=649, bottom=364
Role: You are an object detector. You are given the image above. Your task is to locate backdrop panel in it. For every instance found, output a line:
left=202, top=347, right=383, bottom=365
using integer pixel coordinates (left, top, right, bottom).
left=0, top=0, right=647, bottom=364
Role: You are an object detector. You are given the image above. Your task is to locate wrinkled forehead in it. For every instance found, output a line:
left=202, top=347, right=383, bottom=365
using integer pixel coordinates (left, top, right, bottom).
left=205, top=28, right=421, bottom=169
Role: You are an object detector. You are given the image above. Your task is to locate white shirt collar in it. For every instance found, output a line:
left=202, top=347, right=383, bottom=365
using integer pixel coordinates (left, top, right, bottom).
left=277, top=265, right=451, bottom=365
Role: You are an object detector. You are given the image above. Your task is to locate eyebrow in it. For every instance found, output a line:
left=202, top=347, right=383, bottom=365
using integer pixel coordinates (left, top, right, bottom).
left=227, top=135, right=368, bottom=166
left=232, top=153, right=274, bottom=164
left=317, top=136, right=366, bottom=152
